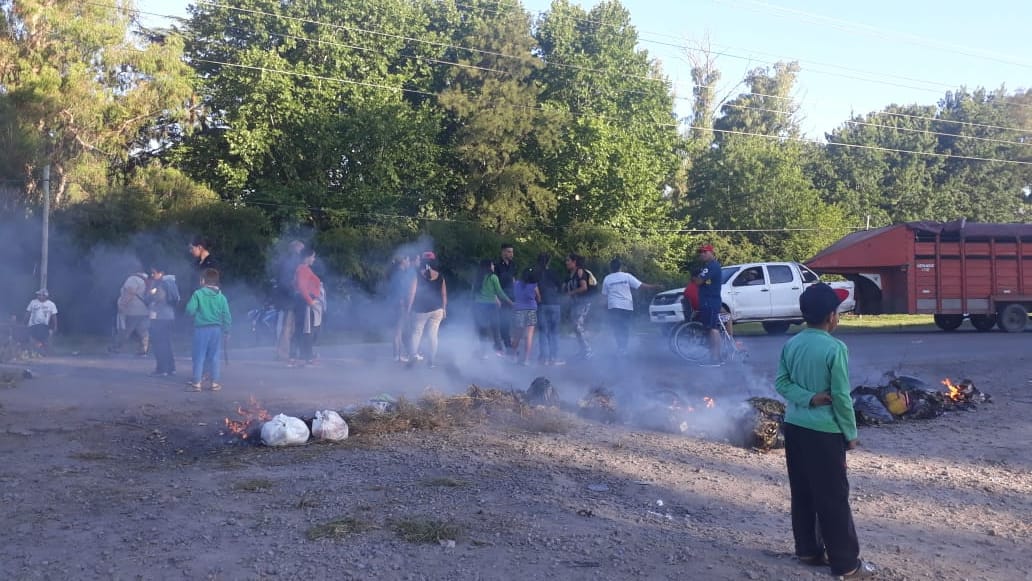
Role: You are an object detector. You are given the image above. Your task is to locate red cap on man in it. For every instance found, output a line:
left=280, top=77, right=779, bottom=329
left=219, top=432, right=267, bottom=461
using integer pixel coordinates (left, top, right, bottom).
left=698, top=244, right=714, bottom=254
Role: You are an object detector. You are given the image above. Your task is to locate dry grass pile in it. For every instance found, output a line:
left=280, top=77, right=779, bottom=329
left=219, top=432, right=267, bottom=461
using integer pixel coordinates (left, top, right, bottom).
left=344, top=385, right=570, bottom=436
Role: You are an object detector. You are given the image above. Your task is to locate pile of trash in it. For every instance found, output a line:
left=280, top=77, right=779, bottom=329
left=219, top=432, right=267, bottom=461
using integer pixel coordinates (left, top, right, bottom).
left=851, top=372, right=991, bottom=426
left=237, top=378, right=565, bottom=446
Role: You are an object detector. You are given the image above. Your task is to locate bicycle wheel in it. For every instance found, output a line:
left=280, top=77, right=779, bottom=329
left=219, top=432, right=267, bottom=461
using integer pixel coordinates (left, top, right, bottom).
left=672, top=321, right=710, bottom=363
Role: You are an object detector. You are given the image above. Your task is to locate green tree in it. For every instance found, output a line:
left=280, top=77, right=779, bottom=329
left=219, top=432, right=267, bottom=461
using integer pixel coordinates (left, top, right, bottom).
left=533, top=0, right=680, bottom=232
left=713, top=61, right=801, bottom=140
left=0, top=0, right=193, bottom=209
left=431, top=0, right=558, bottom=233
left=180, top=0, right=448, bottom=227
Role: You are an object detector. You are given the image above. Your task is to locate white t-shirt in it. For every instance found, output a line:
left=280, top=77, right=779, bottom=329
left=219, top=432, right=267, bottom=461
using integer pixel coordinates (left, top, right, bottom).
left=26, top=299, right=58, bottom=326
left=601, top=272, right=642, bottom=311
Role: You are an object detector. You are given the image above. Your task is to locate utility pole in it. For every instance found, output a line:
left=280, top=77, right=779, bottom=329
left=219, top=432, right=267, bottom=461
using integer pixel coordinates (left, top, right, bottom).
left=40, top=163, right=50, bottom=291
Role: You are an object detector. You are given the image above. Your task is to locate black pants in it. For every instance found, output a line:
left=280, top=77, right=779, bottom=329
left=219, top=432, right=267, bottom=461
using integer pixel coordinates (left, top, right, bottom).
left=608, top=308, right=634, bottom=352
left=473, top=303, right=500, bottom=355
left=150, top=319, right=176, bottom=374
left=783, top=423, right=861, bottom=575
left=294, top=304, right=320, bottom=362
left=495, top=303, right=512, bottom=351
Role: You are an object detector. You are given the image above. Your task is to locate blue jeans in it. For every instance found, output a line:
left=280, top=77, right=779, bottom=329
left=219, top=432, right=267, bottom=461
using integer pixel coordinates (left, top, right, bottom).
left=192, top=325, right=223, bottom=384
left=537, top=304, right=561, bottom=360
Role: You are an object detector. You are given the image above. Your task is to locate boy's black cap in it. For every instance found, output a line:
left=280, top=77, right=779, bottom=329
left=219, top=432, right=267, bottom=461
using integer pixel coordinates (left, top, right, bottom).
left=800, top=283, right=845, bottom=323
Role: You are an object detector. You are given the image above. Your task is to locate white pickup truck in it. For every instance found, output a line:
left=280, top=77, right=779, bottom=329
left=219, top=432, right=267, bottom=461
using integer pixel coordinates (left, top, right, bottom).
left=649, top=261, right=856, bottom=335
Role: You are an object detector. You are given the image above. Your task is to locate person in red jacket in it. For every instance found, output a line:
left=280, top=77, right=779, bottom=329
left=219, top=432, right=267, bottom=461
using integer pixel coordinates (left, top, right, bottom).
left=682, top=269, right=700, bottom=320
left=291, top=248, right=323, bottom=367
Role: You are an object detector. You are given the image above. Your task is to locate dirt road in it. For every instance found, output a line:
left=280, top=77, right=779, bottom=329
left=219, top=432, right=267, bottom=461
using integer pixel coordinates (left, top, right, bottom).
left=1, top=329, right=1030, bottom=580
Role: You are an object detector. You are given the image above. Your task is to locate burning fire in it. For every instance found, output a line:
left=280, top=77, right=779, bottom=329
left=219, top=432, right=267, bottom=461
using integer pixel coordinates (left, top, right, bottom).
left=223, top=396, right=270, bottom=440
left=941, top=378, right=964, bottom=403
left=703, top=397, right=716, bottom=409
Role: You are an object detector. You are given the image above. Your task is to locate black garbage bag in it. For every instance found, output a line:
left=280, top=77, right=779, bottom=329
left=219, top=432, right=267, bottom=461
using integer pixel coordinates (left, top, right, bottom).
left=734, top=397, right=786, bottom=451
left=852, top=393, right=895, bottom=425
left=527, top=376, right=560, bottom=407
left=904, top=389, right=945, bottom=419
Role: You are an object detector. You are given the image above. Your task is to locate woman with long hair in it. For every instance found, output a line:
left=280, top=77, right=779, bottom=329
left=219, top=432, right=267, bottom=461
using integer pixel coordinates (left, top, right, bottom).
left=473, top=258, right=512, bottom=359
left=407, top=252, right=448, bottom=368
left=510, top=267, right=541, bottom=366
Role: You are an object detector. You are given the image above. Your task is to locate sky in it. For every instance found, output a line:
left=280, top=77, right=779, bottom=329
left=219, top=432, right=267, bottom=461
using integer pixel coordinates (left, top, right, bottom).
left=137, top=0, right=1032, bottom=137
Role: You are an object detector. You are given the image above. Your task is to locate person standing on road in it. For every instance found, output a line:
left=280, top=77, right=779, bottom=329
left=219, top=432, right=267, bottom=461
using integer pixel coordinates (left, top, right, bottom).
left=274, top=239, right=304, bottom=362
left=775, top=283, right=876, bottom=579
left=25, top=289, right=58, bottom=356
left=147, top=265, right=180, bottom=377
left=292, top=247, right=323, bottom=367
left=696, top=244, right=723, bottom=366
left=388, top=254, right=416, bottom=362
left=473, top=259, right=511, bottom=359
left=494, top=243, right=516, bottom=354
left=185, top=268, right=232, bottom=392
left=111, top=269, right=151, bottom=355
left=601, top=258, right=659, bottom=355
left=510, top=267, right=541, bottom=366
left=564, top=253, right=595, bottom=360
left=535, top=253, right=563, bottom=366
left=188, top=237, right=219, bottom=285
left=408, top=251, right=447, bottom=369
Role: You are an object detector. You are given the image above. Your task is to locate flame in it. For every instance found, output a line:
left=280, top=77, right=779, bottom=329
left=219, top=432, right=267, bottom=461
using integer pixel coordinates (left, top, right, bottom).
left=941, top=378, right=964, bottom=402
left=223, top=396, right=271, bottom=440
left=703, top=397, right=716, bottom=409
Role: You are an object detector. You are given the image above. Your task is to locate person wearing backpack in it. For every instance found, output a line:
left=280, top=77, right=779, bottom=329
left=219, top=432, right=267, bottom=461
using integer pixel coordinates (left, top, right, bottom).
left=147, top=264, right=181, bottom=377
left=564, top=253, right=596, bottom=360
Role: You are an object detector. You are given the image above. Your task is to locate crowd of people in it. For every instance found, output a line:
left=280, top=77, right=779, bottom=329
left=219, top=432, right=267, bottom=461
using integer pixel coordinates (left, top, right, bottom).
left=384, top=243, right=665, bottom=368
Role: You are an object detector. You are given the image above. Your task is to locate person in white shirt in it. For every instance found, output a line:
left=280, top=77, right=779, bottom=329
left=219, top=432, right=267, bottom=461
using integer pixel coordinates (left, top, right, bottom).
left=601, top=259, right=658, bottom=355
left=25, top=289, right=58, bottom=355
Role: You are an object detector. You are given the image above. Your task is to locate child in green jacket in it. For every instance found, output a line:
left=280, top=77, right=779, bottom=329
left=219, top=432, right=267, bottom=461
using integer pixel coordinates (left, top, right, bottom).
left=775, top=283, right=876, bottom=579
left=185, top=268, right=232, bottom=391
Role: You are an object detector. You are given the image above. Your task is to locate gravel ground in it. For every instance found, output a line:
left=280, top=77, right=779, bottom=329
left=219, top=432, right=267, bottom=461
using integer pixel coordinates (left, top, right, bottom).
left=1, top=329, right=1031, bottom=581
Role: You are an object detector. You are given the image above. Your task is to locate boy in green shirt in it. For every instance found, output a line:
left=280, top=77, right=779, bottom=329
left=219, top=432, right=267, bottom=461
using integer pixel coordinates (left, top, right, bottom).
left=775, top=283, right=876, bottom=579
left=185, top=268, right=232, bottom=392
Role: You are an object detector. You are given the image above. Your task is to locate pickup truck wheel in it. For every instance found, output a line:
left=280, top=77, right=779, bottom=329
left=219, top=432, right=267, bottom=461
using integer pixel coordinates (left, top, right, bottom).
left=969, top=315, right=996, bottom=332
left=933, top=314, right=963, bottom=331
left=761, top=321, right=791, bottom=335
left=997, top=304, right=1028, bottom=333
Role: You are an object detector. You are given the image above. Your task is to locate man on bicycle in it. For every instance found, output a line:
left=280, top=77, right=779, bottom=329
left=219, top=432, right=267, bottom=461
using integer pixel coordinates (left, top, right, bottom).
left=695, top=244, right=723, bottom=366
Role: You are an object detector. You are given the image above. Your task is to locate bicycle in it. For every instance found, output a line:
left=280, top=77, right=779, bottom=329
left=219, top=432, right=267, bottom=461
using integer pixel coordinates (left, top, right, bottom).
left=671, top=312, right=747, bottom=364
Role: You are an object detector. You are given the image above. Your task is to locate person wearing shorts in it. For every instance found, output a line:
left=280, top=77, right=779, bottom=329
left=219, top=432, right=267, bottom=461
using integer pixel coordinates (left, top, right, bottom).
left=510, top=268, right=540, bottom=366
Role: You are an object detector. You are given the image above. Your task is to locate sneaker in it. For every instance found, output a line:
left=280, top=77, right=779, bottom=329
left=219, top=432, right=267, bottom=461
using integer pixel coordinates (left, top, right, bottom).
left=149, top=371, right=168, bottom=377
left=551, top=359, right=566, bottom=366
left=838, top=560, right=877, bottom=579
left=286, top=359, right=299, bottom=368
left=185, top=382, right=202, bottom=392
left=210, top=383, right=222, bottom=392
left=399, top=355, right=410, bottom=363
left=413, top=354, right=425, bottom=362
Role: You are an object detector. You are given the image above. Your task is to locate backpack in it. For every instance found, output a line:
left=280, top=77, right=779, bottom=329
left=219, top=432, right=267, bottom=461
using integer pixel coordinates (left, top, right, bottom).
left=583, top=269, right=599, bottom=294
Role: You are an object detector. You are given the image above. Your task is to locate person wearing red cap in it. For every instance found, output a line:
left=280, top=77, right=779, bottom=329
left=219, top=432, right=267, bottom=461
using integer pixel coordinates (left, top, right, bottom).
left=695, top=244, right=723, bottom=366
left=775, top=283, right=876, bottom=579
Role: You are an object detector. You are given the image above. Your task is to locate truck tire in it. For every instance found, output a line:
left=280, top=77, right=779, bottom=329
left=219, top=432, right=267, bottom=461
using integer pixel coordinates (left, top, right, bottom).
left=969, top=315, right=997, bottom=332
left=762, top=321, right=791, bottom=335
left=933, top=314, right=963, bottom=331
left=997, top=304, right=1028, bottom=333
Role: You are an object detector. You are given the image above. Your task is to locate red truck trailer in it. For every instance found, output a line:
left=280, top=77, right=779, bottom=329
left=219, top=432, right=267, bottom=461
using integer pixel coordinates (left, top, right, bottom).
left=806, top=219, right=1032, bottom=332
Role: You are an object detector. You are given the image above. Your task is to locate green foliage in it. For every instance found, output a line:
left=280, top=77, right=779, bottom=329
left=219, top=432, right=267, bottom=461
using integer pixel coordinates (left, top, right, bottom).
left=0, top=0, right=193, bottom=209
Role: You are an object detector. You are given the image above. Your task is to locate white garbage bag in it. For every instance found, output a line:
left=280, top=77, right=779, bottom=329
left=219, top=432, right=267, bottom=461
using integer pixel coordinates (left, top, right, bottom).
left=311, top=410, right=349, bottom=441
left=260, top=413, right=310, bottom=447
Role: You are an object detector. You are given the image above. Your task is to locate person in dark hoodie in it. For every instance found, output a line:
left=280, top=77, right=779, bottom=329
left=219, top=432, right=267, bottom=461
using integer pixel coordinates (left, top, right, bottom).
left=185, top=268, right=232, bottom=391
left=147, top=264, right=180, bottom=377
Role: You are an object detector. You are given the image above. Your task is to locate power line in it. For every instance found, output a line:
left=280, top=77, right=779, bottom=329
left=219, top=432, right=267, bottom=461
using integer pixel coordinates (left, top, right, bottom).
left=114, top=1, right=1032, bottom=136
left=481, top=0, right=1032, bottom=110
left=716, top=0, right=1032, bottom=70
left=719, top=102, right=1032, bottom=146
left=696, top=126, right=1032, bottom=166
left=81, top=2, right=1032, bottom=165
left=193, top=0, right=1032, bottom=128
left=196, top=55, right=1032, bottom=167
